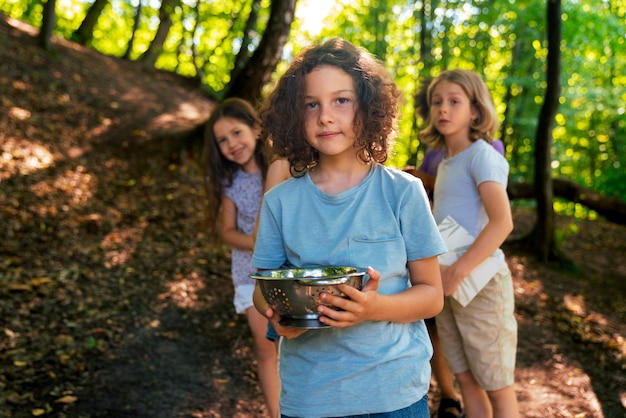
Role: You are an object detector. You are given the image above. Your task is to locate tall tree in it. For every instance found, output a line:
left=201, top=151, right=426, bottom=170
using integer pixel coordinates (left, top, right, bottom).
left=224, top=0, right=298, bottom=104
left=371, top=0, right=389, bottom=60
left=71, top=0, right=110, bottom=46
left=38, top=0, right=56, bottom=51
left=527, top=0, right=562, bottom=262
left=138, top=0, right=179, bottom=67
left=230, top=0, right=262, bottom=84
left=410, top=0, right=433, bottom=161
left=188, top=0, right=202, bottom=82
left=123, top=0, right=143, bottom=60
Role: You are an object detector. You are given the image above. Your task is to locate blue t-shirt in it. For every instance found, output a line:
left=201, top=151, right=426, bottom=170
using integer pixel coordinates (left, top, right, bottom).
left=252, top=163, right=447, bottom=417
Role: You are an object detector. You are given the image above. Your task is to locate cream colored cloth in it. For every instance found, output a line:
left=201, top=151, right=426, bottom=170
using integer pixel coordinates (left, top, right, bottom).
left=437, top=216, right=507, bottom=307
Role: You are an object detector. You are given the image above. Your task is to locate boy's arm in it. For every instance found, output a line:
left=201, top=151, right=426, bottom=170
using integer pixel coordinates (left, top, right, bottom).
left=253, top=280, right=308, bottom=339
left=317, top=260, right=444, bottom=326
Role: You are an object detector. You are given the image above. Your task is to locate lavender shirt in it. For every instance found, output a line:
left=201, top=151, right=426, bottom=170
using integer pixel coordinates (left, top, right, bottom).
left=419, top=139, right=505, bottom=177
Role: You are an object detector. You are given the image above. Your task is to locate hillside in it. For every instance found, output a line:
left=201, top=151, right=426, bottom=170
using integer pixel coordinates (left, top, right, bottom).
left=1, top=14, right=625, bottom=418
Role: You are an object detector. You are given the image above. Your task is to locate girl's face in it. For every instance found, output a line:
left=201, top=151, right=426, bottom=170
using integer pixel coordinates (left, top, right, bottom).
left=430, top=80, right=477, bottom=142
left=303, top=65, right=358, bottom=160
left=213, top=116, right=260, bottom=172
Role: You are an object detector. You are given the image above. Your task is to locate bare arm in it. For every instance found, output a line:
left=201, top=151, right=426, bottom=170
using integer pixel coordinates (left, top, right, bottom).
left=440, top=180, right=513, bottom=295
left=253, top=159, right=291, bottom=242
left=265, top=159, right=291, bottom=192
left=317, top=259, right=444, bottom=327
left=253, top=280, right=308, bottom=339
left=219, top=195, right=255, bottom=251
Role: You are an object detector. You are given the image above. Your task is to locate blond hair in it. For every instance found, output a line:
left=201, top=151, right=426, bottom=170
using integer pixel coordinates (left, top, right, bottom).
left=419, top=69, right=499, bottom=150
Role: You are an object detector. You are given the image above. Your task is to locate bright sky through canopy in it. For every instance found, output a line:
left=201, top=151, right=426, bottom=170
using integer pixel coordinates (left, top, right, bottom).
left=296, top=0, right=337, bottom=35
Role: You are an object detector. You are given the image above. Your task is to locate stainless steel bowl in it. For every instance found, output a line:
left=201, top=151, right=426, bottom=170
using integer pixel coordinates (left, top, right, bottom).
left=250, top=266, right=367, bottom=329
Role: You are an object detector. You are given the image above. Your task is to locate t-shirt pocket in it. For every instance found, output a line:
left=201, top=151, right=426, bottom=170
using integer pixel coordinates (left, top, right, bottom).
left=348, top=235, right=407, bottom=295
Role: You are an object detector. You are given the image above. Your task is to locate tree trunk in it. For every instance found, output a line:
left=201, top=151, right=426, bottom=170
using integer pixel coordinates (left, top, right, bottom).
left=38, top=0, right=56, bottom=51
left=230, top=0, right=262, bottom=84
left=372, top=0, right=389, bottom=61
left=71, top=0, right=109, bottom=46
left=407, top=0, right=432, bottom=165
left=499, top=41, right=521, bottom=148
left=508, top=178, right=626, bottom=225
left=224, top=0, right=298, bottom=105
left=123, top=0, right=143, bottom=60
left=527, top=0, right=562, bottom=262
left=139, top=0, right=177, bottom=67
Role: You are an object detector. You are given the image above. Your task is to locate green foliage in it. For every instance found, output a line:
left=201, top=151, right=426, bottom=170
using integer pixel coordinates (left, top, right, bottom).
left=0, top=0, right=42, bottom=25
left=2, top=0, right=625, bottom=207
left=313, top=0, right=626, bottom=207
left=554, top=219, right=581, bottom=248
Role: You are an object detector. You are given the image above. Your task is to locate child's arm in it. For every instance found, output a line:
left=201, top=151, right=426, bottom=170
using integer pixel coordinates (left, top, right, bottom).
left=440, top=180, right=513, bottom=296
left=252, top=159, right=291, bottom=242
left=265, top=159, right=291, bottom=192
left=317, top=261, right=444, bottom=327
left=219, top=195, right=255, bottom=251
left=253, top=281, right=308, bottom=339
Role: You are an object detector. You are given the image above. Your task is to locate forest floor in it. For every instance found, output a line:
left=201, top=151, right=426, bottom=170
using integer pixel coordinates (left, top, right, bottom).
left=1, top=14, right=625, bottom=418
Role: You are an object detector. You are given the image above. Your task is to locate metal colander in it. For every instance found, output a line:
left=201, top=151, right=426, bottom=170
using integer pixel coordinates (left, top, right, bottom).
left=250, top=266, right=367, bottom=328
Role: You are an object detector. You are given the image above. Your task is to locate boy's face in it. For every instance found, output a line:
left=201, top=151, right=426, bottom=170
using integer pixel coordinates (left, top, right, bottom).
left=303, top=65, right=358, bottom=159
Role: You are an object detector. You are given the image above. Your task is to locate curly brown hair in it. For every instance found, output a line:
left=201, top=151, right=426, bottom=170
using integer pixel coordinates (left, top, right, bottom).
left=202, top=98, right=269, bottom=238
left=419, top=69, right=499, bottom=151
left=258, top=38, right=401, bottom=176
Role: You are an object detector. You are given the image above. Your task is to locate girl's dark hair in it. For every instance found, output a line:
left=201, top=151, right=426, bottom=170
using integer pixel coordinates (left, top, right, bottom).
left=419, top=69, right=499, bottom=150
left=259, top=38, right=401, bottom=176
left=203, top=98, right=269, bottom=237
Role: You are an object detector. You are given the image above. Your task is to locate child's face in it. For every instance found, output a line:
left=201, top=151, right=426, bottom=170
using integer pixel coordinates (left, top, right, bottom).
left=303, top=65, right=358, bottom=159
left=213, top=116, right=260, bottom=172
left=430, top=80, right=477, bottom=141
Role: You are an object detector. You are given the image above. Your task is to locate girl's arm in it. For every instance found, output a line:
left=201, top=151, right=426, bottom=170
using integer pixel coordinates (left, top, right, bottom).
left=252, top=159, right=291, bottom=242
left=265, top=159, right=291, bottom=192
left=317, top=259, right=444, bottom=327
left=440, top=180, right=513, bottom=296
left=219, top=195, right=255, bottom=251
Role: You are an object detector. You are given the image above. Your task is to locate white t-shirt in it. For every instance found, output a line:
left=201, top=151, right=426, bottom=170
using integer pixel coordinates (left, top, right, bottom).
left=433, top=139, right=509, bottom=240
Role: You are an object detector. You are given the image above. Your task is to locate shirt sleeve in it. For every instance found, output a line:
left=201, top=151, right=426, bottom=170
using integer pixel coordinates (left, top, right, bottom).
left=251, top=190, right=288, bottom=269
left=469, top=142, right=509, bottom=188
left=398, top=176, right=448, bottom=261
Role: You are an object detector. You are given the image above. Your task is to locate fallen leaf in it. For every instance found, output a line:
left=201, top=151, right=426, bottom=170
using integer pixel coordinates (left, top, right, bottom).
left=8, top=284, right=30, bottom=292
left=29, top=277, right=53, bottom=287
left=55, top=395, right=77, bottom=404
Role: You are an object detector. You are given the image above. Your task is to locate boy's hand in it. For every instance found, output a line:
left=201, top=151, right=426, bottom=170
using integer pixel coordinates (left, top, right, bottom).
left=265, top=307, right=308, bottom=339
left=316, top=266, right=381, bottom=327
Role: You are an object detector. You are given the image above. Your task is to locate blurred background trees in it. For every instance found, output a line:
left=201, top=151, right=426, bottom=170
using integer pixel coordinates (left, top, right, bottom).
left=1, top=0, right=625, bottom=259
